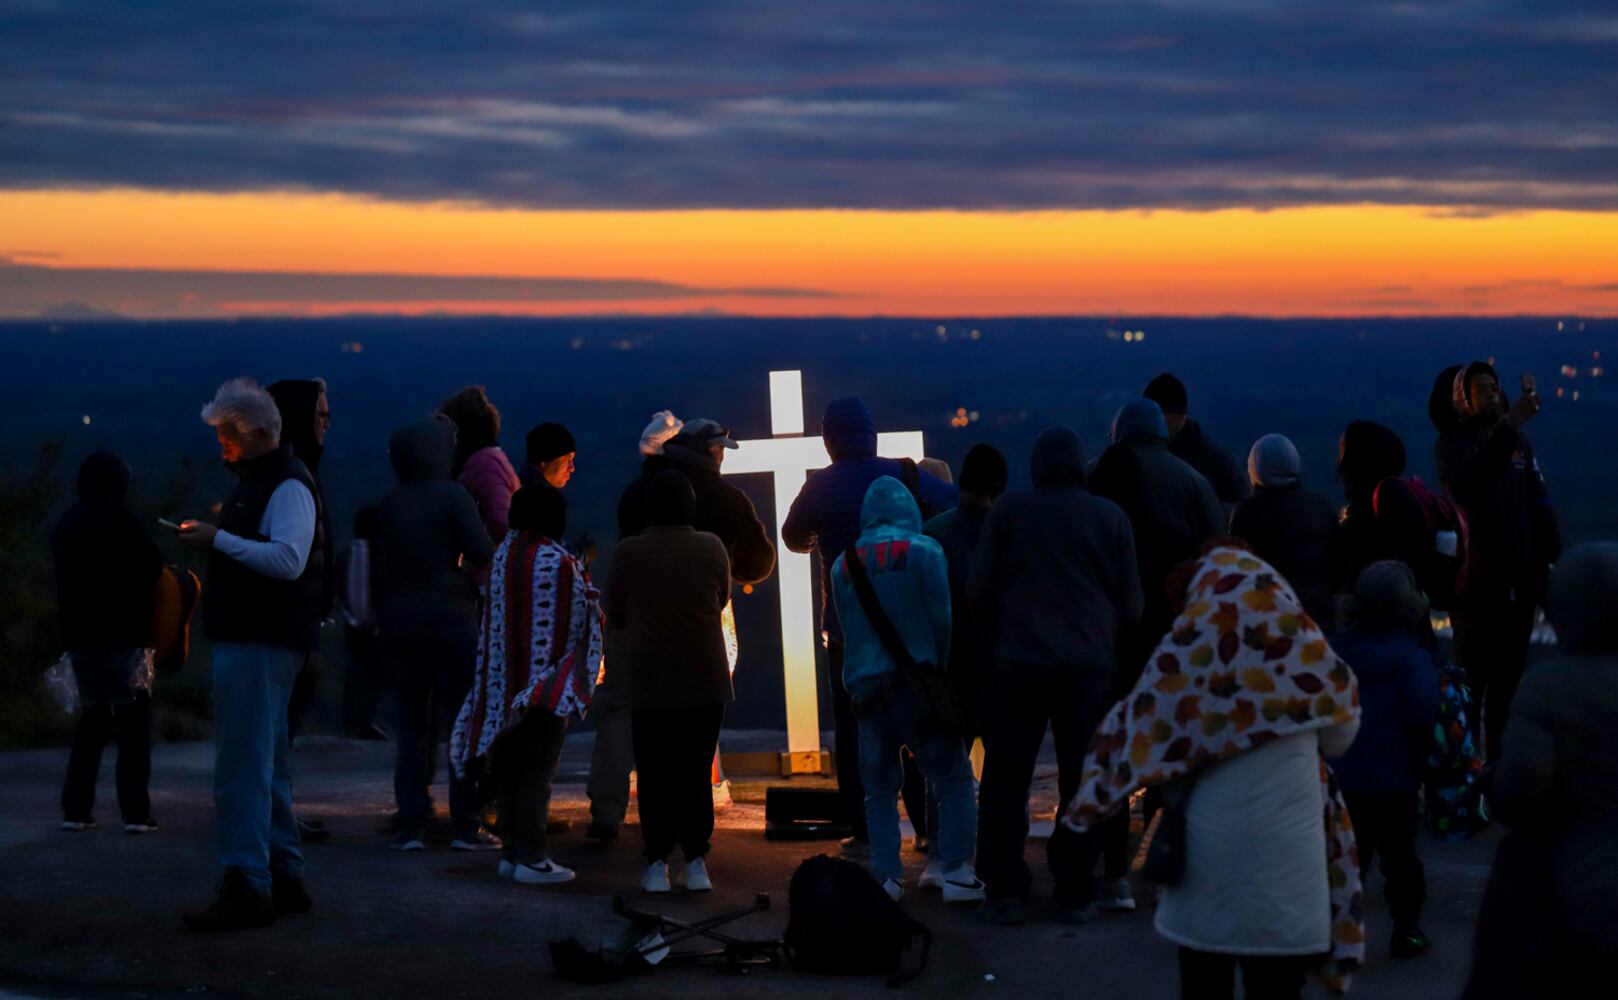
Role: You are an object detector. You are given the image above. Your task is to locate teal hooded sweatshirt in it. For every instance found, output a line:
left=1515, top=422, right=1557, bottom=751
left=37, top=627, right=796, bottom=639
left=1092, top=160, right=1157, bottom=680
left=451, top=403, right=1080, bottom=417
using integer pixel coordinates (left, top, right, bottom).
left=831, top=476, right=952, bottom=700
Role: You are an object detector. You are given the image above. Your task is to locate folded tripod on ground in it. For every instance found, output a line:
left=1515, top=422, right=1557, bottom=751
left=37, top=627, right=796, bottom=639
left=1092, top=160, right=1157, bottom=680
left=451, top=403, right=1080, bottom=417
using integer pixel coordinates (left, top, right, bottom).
left=550, top=893, right=784, bottom=983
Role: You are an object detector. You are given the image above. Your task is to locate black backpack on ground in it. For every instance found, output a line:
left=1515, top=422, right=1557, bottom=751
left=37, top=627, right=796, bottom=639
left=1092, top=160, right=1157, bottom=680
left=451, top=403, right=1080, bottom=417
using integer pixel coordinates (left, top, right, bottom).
left=783, top=855, right=931, bottom=984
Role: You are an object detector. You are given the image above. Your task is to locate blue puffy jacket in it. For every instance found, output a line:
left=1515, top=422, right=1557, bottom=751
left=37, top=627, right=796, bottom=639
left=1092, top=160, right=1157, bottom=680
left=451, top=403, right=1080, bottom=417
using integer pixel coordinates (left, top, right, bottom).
left=782, top=397, right=957, bottom=640
left=1327, top=628, right=1441, bottom=795
left=830, top=477, right=952, bottom=700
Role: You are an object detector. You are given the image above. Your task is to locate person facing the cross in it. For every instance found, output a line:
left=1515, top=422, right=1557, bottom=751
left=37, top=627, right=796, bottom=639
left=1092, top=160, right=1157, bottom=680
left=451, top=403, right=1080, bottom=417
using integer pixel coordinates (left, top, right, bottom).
left=782, top=397, right=957, bottom=852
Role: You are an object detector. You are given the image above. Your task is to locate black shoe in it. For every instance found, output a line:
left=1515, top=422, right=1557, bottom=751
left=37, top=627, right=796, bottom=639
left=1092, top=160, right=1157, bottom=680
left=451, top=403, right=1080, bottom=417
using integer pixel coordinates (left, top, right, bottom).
left=298, top=816, right=331, bottom=844
left=272, top=876, right=313, bottom=915
left=1390, top=923, right=1432, bottom=959
left=183, top=872, right=278, bottom=931
left=585, top=821, right=620, bottom=843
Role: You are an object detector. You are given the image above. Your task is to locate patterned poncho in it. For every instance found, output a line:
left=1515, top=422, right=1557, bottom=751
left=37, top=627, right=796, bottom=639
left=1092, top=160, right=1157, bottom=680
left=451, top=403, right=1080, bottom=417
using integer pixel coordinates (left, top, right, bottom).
left=450, top=532, right=603, bottom=776
left=1063, top=547, right=1365, bottom=992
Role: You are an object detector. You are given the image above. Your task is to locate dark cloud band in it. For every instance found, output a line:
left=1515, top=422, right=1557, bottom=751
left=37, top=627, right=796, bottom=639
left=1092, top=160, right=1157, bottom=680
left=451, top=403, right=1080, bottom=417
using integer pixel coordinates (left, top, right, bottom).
left=3, top=2, right=1617, bottom=211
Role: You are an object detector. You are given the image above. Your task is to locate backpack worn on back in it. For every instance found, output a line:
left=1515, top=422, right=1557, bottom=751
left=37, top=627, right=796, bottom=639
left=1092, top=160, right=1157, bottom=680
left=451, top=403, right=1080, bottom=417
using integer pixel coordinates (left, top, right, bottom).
left=1374, top=475, right=1470, bottom=610
left=151, top=565, right=201, bottom=675
left=784, top=855, right=931, bottom=983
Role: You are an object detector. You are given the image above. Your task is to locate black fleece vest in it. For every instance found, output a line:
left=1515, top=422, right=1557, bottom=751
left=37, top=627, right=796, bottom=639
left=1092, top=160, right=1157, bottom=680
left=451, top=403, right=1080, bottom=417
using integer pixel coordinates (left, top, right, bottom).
left=203, top=447, right=326, bottom=651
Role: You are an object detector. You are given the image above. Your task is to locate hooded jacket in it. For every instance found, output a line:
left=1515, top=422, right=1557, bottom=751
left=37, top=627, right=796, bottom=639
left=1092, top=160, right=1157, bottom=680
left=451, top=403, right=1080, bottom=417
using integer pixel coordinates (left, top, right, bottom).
left=1168, top=416, right=1250, bottom=506
left=969, top=427, right=1143, bottom=680
left=925, top=499, right=993, bottom=689
left=459, top=445, right=521, bottom=548
left=830, top=477, right=952, bottom=701
left=617, top=433, right=776, bottom=585
left=376, top=420, right=494, bottom=621
left=1091, top=401, right=1226, bottom=626
left=1325, top=627, right=1440, bottom=794
left=267, top=379, right=335, bottom=614
left=1489, top=543, right=1618, bottom=952
left=1230, top=435, right=1343, bottom=631
left=1434, top=364, right=1561, bottom=599
left=51, top=453, right=165, bottom=651
left=782, top=397, right=957, bottom=639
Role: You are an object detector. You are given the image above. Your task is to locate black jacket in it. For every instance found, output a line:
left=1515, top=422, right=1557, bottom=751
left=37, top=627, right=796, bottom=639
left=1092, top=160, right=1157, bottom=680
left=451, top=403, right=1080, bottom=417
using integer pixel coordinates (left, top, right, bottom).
left=617, top=436, right=775, bottom=586
left=375, top=420, right=494, bottom=623
left=1168, top=418, right=1250, bottom=506
left=969, top=428, right=1143, bottom=682
left=1231, top=485, right=1344, bottom=631
left=51, top=453, right=164, bottom=651
left=1436, top=420, right=1561, bottom=599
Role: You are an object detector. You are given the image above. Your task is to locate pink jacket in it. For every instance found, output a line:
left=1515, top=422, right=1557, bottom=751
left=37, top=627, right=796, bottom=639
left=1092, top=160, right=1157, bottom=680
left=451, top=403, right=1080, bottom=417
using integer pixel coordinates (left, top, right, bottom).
left=458, top=446, right=521, bottom=547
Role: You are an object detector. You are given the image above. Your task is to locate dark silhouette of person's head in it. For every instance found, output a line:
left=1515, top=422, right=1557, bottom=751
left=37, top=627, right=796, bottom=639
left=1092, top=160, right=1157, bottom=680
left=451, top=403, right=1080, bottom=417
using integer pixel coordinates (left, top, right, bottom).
left=77, top=451, right=131, bottom=503
left=510, top=485, right=567, bottom=541
left=959, top=444, right=1009, bottom=500
left=1144, top=373, right=1189, bottom=436
left=1336, top=420, right=1407, bottom=499
left=267, top=378, right=330, bottom=471
left=643, top=469, right=697, bottom=528
left=1548, top=541, right=1618, bottom=656
left=1031, top=426, right=1086, bottom=489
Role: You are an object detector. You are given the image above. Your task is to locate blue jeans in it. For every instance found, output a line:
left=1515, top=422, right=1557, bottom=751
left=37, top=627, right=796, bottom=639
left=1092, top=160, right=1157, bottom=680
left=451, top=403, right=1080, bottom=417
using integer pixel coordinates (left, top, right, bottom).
left=212, top=642, right=305, bottom=893
left=857, top=685, right=977, bottom=882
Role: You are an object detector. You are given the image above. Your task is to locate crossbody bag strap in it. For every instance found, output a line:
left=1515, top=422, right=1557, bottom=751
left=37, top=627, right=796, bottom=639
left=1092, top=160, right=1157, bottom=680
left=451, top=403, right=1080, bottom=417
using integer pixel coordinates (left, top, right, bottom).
left=843, top=544, right=921, bottom=674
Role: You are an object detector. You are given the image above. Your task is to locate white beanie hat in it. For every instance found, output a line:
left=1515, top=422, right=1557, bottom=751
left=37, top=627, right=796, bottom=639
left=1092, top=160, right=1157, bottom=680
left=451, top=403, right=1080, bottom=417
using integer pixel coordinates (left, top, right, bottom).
left=639, top=410, right=683, bottom=456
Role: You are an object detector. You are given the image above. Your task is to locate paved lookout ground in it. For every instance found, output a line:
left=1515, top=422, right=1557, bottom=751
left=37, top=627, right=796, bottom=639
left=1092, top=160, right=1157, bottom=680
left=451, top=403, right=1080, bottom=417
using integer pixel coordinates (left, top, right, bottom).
left=2, top=733, right=1492, bottom=999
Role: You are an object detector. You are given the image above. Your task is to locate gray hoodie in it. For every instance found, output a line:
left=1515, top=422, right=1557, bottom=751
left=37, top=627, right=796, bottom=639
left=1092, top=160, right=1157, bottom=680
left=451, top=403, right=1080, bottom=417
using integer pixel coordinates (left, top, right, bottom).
left=376, top=420, right=494, bottom=621
left=969, top=427, right=1143, bottom=682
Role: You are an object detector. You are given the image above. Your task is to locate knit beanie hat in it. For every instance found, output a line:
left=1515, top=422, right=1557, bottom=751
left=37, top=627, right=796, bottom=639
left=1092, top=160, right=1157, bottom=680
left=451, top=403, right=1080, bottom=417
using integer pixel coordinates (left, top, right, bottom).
left=644, top=469, right=697, bottom=528
left=1352, top=560, right=1429, bottom=631
left=638, top=410, right=683, bottom=456
left=525, top=422, right=576, bottom=466
left=510, top=484, right=567, bottom=540
left=1144, top=373, right=1188, bottom=415
left=959, top=444, right=1009, bottom=496
left=1248, top=433, right=1301, bottom=489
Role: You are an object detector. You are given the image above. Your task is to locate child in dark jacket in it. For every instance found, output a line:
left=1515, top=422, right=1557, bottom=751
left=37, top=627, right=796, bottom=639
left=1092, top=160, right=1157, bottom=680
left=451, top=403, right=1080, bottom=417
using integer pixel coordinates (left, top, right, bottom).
left=1328, top=560, right=1441, bottom=959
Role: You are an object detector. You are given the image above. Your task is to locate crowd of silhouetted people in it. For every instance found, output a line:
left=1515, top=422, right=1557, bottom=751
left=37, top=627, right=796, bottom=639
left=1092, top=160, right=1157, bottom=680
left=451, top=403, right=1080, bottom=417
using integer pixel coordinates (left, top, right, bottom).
left=47, top=362, right=1616, bottom=998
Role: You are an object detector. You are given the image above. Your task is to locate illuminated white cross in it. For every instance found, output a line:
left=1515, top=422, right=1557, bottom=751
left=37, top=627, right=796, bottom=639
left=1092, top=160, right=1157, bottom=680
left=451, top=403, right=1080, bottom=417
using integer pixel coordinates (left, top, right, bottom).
left=723, top=370, right=926, bottom=767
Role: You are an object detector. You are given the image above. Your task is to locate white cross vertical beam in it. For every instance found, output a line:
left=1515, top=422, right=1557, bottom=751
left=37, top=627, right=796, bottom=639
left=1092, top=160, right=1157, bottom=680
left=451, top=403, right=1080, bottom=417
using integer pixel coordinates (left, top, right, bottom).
left=723, top=371, right=926, bottom=761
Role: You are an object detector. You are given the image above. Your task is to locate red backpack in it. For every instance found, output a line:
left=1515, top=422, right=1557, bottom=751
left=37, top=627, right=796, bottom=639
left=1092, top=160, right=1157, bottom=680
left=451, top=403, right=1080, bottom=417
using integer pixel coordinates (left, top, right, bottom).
left=1373, top=476, right=1470, bottom=611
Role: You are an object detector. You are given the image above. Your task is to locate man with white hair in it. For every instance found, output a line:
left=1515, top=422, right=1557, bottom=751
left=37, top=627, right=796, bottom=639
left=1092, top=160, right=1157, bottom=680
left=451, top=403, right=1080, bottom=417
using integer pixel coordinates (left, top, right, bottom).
left=179, top=378, right=323, bottom=931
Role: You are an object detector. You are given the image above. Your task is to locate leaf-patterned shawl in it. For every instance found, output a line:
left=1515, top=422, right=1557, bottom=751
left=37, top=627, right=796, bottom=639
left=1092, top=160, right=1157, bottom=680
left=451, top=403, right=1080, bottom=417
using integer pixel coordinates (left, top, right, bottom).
left=450, top=531, right=604, bottom=777
left=1063, top=546, right=1365, bottom=992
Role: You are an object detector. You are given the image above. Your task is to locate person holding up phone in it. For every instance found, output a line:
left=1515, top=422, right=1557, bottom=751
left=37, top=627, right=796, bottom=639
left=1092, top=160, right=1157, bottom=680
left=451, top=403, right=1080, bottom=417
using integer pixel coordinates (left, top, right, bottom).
left=1435, top=361, right=1562, bottom=761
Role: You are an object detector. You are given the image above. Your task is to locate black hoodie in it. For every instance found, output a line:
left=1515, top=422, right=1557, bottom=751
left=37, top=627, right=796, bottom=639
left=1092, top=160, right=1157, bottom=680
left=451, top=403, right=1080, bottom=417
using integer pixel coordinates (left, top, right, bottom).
left=51, top=452, right=164, bottom=651
left=268, top=379, right=334, bottom=614
left=375, top=420, right=494, bottom=620
left=969, top=427, right=1143, bottom=680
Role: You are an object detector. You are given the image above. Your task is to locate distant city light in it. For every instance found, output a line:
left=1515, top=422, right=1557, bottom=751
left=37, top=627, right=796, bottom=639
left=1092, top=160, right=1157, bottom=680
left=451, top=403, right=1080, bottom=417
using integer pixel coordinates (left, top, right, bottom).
left=339, top=341, right=365, bottom=353
left=1592, top=367, right=1605, bottom=378
left=1557, top=321, right=1565, bottom=331
left=969, top=329, right=982, bottom=341
left=949, top=406, right=979, bottom=428
left=570, top=337, right=584, bottom=350
left=1573, top=390, right=1582, bottom=401
left=1557, top=387, right=1566, bottom=398
left=1561, top=365, right=1579, bottom=378
left=81, top=414, right=91, bottom=425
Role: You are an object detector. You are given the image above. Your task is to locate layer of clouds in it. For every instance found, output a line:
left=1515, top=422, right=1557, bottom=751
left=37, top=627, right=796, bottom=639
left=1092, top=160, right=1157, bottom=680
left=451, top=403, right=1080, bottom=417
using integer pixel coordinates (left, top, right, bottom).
left=0, top=259, right=833, bottom=317
left=3, top=2, right=1617, bottom=211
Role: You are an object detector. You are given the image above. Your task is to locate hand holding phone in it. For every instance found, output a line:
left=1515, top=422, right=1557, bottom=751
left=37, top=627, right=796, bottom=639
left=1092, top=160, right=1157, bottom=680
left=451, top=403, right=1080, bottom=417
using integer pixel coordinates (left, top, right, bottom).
left=1508, top=374, right=1542, bottom=428
left=1520, top=373, right=1538, bottom=398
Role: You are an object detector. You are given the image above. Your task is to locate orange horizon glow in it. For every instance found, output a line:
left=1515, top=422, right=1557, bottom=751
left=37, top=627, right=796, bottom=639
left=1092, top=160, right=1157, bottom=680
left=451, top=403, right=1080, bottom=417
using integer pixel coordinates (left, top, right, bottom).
left=4, top=188, right=1618, bottom=318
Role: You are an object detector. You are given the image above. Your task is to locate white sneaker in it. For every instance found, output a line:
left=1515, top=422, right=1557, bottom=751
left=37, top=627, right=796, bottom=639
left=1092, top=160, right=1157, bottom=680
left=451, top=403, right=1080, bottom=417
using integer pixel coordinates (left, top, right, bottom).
left=918, top=860, right=946, bottom=890
left=642, top=860, right=671, bottom=894
left=1096, top=878, right=1137, bottom=913
left=60, top=819, right=97, bottom=832
left=123, top=819, right=159, bottom=834
left=881, top=877, right=904, bottom=903
left=712, top=780, right=733, bottom=812
left=684, top=857, right=713, bottom=892
left=514, top=858, right=576, bottom=885
left=941, top=866, right=987, bottom=905
left=497, top=859, right=515, bottom=878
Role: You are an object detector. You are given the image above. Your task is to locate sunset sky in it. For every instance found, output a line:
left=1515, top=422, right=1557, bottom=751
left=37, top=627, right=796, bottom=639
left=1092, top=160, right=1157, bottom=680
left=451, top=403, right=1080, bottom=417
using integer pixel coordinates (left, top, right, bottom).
left=4, top=2, right=1617, bottom=318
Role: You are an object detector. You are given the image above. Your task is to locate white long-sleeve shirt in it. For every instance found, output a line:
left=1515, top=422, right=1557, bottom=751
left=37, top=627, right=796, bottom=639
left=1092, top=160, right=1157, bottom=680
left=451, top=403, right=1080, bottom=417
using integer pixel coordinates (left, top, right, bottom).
left=213, top=480, right=316, bottom=581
